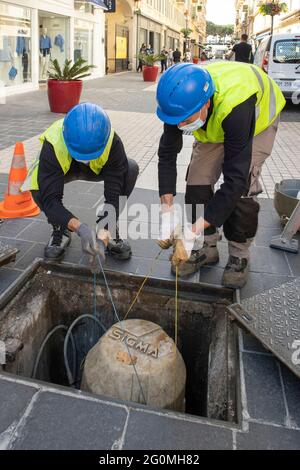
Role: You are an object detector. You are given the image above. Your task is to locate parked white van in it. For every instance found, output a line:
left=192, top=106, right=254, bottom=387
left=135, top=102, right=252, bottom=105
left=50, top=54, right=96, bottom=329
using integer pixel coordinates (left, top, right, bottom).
left=254, top=33, right=300, bottom=102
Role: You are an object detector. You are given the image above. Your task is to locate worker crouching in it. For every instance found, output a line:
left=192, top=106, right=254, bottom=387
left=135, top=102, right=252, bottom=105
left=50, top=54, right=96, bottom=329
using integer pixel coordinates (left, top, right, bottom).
left=156, top=62, right=286, bottom=289
left=22, top=103, right=139, bottom=265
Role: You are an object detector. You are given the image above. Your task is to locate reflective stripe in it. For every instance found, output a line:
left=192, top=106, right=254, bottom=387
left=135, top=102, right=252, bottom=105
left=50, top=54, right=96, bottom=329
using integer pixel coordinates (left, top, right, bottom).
left=250, top=65, right=265, bottom=122
left=250, top=65, right=265, bottom=94
left=266, top=75, right=277, bottom=122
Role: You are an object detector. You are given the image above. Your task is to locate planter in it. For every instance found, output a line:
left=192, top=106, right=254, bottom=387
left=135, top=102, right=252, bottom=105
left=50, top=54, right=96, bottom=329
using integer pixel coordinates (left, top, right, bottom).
left=192, top=57, right=199, bottom=64
left=47, top=79, right=83, bottom=114
left=142, top=65, right=159, bottom=82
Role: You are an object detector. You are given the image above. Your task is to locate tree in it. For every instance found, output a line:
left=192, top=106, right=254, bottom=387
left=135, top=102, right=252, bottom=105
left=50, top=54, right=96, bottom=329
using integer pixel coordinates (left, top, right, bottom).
left=206, top=21, right=234, bottom=37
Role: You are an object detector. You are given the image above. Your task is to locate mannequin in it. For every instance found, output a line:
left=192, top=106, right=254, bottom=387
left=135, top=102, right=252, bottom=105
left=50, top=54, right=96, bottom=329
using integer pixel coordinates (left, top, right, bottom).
left=40, top=27, right=51, bottom=80
left=0, top=36, right=13, bottom=86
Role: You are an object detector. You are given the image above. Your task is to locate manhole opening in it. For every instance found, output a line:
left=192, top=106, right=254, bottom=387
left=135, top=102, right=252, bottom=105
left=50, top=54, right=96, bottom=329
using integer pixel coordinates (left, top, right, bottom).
left=0, top=263, right=240, bottom=424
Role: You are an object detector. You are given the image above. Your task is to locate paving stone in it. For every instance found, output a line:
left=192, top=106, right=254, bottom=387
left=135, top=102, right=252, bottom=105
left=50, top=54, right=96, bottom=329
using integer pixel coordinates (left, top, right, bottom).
left=285, top=251, right=300, bottom=277
left=0, top=268, right=22, bottom=294
left=280, top=365, right=300, bottom=429
left=242, top=352, right=286, bottom=425
left=11, top=391, right=128, bottom=450
left=63, top=192, right=102, bottom=210
left=15, top=221, right=51, bottom=243
left=123, top=410, right=233, bottom=450
left=0, top=378, right=37, bottom=437
left=0, top=237, right=33, bottom=261
left=13, top=243, right=44, bottom=270
left=249, top=245, right=291, bottom=275
left=0, top=219, right=34, bottom=238
left=236, top=422, right=300, bottom=450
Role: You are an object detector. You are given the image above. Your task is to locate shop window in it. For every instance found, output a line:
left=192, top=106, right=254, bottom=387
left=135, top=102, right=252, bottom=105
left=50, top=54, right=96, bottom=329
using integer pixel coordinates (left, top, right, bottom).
left=74, top=19, right=94, bottom=64
left=0, top=2, right=32, bottom=87
left=39, top=14, right=69, bottom=81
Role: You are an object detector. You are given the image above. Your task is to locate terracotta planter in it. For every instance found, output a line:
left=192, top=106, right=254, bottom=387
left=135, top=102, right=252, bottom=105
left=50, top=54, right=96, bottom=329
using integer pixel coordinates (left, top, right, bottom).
left=47, top=79, right=83, bottom=114
left=142, top=65, right=159, bottom=82
left=192, top=57, right=199, bottom=64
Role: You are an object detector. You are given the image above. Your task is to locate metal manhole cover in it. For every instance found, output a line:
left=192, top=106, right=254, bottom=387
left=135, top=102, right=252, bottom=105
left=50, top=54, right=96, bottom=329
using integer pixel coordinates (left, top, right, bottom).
left=228, top=278, right=300, bottom=379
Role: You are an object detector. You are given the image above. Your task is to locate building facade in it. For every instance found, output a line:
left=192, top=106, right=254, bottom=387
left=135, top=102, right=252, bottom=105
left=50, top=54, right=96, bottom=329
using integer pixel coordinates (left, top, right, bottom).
left=235, top=0, right=300, bottom=41
left=105, top=0, right=207, bottom=73
left=0, top=0, right=106, bottom=96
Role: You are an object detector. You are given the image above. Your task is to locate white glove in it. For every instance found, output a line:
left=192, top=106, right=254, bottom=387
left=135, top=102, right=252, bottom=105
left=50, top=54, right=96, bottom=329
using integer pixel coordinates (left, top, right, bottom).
left=157, top=207, right=181, bottom=249
left=172, top=224, right=202, bottom=265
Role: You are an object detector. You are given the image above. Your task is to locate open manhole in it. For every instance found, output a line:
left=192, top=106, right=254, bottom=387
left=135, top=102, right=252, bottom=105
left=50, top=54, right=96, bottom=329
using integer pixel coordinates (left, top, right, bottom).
left=0, top=260, right=240, bottom=424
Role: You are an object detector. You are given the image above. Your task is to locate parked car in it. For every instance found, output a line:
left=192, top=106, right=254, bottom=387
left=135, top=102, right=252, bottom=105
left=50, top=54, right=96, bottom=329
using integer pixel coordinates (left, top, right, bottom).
left=254, top=33, right=300, bottom=101
left=214, top=49, right=225, bottom=60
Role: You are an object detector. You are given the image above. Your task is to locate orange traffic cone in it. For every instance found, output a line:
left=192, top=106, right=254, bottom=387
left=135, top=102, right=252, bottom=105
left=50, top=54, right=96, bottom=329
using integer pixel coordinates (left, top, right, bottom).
left=0, top=142, right=40, bottom=218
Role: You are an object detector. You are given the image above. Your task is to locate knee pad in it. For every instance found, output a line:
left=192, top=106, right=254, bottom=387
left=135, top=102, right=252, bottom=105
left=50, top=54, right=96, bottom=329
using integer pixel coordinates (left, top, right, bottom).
left=223, top=198, right=260, bottom=243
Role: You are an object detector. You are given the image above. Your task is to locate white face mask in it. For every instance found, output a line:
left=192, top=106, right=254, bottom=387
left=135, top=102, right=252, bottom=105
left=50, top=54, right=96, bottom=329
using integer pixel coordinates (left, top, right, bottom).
left=75, top=159, right=90, bottom=165
left=178, top=108, right=208, bottom=132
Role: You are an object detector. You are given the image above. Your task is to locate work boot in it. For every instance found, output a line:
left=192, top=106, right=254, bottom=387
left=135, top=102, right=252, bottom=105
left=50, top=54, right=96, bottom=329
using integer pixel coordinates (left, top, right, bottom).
left=222, top=256, right=249, bottom=289
left=107, top=237, right=132, bottom=260
left=171, top=242, right=219, bottom=277
left=44, top=226, right=72, bottom=261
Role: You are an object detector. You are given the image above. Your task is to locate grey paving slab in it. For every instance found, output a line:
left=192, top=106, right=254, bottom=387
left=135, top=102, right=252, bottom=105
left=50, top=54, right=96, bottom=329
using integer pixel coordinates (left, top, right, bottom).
left=123, top=410, right=233, bottom=450
left=15, top=221, right=51, bottom=243
left=285, top=251, right=300, bottom=277
left=280, top=365, right=300, bottom=429
left=11, top=391, right=128, bottom=450
left=0, top=267, right=21, bottom=294
left=13, top=243, right=44, bottom=270
left=236, top=422, right=300, bottom=450
left=0, top=378, right=37, bottom=436
left=0, top=237, right=33, bottom=261
left=63, top=191, right=102, bottom=210
left=242, top=352, right=286, bottom=426
left=0, top=218, right=34, bottom=238
left=249, top=245, right=291, bottom=275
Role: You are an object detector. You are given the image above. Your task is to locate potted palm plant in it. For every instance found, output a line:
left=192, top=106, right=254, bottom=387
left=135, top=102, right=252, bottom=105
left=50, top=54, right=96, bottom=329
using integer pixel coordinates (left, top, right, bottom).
left=140, top=53, right=163, bottom=82
left=47, top=58, right=95, bottom=113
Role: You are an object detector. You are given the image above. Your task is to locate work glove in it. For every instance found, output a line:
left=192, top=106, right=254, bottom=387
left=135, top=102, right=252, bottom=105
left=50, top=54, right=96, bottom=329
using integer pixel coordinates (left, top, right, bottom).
left=171, top=224, right=202, bottom=266
left=157, top=207, right=181, bottom=250
left=76, top=224, right=106, bottom=273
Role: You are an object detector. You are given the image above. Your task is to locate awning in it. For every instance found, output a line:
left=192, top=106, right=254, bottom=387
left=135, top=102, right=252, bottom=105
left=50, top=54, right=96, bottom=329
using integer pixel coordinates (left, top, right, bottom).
left=89, top=0, right=108, bottom=10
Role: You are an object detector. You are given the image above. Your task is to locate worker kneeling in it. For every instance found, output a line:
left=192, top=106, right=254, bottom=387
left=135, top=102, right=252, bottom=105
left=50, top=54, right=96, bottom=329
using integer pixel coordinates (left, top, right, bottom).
left=22, top=103, right=139, bottom=264
left=156, top=62, right=286, bottom=289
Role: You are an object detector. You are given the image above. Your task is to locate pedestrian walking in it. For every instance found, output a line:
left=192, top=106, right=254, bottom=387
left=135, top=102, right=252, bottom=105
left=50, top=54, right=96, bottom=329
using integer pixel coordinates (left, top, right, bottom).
left=146, top=44, right=153, bottom=55
left=173, top=48, right=181, bottom=64
left=137, top=43, right=146, bottom=72
left=160, top=47, right=168, bottom=73
left=168, top=48, right=173, bottom=67
left=226, top=34, right=254, bottom=63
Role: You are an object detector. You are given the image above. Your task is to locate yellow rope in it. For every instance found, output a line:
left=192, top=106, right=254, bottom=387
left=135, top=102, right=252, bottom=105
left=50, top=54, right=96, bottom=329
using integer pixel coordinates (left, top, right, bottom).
left=175, top=265, right=178, bottom=349
left=123, top=249, right=163, bottom=321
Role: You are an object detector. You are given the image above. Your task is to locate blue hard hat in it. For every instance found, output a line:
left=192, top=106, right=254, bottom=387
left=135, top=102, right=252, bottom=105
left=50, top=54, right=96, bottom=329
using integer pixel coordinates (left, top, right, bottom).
left=156, top=63, right=215, bottom=125
left=63, top=103, right=111, bottom=161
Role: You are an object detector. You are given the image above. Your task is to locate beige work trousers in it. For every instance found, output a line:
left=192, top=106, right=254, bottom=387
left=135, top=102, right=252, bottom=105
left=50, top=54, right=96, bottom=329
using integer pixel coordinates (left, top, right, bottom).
left=186, top=117, right=279, bottom=259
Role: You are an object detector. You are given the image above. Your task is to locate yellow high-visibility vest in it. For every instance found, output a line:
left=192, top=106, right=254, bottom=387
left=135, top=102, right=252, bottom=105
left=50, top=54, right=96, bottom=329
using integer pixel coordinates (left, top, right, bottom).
left=22, top=119, right=114, bottom=191
left=193, top=62, right=286, bottom=143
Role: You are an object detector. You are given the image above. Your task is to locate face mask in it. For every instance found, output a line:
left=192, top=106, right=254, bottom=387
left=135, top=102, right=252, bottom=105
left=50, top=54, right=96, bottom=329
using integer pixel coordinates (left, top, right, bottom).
left=75, top=159, right=90, bottom=165
left=178, top=117, right=206, bottom=132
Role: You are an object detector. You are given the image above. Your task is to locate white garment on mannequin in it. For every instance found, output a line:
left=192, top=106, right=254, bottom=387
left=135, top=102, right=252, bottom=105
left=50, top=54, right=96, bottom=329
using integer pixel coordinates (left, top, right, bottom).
left=40, top=53, right=50, bottom=80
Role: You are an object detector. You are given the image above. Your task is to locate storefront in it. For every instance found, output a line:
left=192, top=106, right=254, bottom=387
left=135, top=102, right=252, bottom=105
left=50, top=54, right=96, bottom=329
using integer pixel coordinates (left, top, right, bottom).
left=0, top=0, right=106, bottom=96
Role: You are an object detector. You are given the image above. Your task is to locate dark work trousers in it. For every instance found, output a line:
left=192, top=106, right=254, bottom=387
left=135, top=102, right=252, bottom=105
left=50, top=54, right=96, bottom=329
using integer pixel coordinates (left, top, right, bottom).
left=31, top=158, right=139, bottom=232
left=161, top=60, right=167, bottom=73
